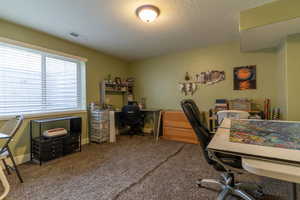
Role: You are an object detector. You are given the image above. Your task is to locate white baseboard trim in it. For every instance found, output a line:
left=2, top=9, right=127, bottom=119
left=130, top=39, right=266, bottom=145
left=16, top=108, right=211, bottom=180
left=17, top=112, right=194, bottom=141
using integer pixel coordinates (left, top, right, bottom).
left=5, top=138, right=90, bottom=166
left=14, top=153, right=31, bottom=165
left=82, top=137, right=89, bottom=145
left=1, top=153, right=31, bottom=167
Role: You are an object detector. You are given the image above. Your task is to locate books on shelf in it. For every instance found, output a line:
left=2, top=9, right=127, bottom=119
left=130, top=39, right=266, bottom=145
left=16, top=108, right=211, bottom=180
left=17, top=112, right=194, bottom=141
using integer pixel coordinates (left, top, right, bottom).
left=215, top=99, right=228, bottom=111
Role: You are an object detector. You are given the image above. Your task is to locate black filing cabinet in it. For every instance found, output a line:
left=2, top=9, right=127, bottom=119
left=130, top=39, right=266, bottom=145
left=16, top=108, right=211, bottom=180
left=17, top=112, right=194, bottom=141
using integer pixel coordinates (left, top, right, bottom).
left=30, top=116, right=82, bottom=165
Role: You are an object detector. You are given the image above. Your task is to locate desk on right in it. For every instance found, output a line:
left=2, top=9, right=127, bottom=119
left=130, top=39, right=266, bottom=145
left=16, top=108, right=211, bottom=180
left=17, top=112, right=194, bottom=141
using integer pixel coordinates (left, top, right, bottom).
left=208, top=118, right=300, bottom=200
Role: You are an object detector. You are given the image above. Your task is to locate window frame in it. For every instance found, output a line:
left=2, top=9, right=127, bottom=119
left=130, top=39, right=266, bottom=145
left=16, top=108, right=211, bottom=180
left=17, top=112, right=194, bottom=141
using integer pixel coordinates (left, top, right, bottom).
left=0, top=41, right=87, bottom=119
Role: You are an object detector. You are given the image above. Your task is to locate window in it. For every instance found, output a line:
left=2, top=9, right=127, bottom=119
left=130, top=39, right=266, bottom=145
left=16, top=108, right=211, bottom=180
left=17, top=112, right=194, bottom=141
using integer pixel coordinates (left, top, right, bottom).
left=0, top=42, right=85, bottom=116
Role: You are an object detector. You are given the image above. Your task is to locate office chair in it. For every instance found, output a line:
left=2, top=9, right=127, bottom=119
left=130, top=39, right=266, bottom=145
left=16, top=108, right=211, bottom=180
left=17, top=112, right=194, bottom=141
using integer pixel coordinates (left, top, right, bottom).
left=181, top=99, right=262, bottom=200
left=121, top=104, right=143, bottom=135
left=0, top=115, right=24, bottom=183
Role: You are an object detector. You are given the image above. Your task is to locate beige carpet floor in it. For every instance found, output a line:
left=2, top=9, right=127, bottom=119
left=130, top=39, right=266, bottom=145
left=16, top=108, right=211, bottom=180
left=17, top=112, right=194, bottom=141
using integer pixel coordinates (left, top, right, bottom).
left=4, top=136, right=299, bottom=200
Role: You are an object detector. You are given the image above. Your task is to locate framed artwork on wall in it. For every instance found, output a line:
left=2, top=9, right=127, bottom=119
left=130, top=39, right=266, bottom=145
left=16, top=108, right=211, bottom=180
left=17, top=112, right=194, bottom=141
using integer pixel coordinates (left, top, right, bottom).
left=179, top=70, right=225, bottom=96
left=233, top=65, right=256, bottom=90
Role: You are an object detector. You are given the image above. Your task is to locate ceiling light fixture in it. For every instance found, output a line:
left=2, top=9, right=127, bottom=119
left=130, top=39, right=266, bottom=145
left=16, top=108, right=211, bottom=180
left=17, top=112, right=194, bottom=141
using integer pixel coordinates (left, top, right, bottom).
left=136, top=5, right=160, bottom=23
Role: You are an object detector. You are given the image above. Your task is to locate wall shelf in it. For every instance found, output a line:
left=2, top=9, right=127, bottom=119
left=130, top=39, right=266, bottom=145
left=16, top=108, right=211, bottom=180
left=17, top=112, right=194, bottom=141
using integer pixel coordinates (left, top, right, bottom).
left=100, top=81, right=134, bottom=107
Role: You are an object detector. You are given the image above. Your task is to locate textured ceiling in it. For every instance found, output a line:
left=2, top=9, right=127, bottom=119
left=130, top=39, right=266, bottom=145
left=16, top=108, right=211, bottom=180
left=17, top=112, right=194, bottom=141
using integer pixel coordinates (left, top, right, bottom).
left=0, top=0, right=275, bottom=61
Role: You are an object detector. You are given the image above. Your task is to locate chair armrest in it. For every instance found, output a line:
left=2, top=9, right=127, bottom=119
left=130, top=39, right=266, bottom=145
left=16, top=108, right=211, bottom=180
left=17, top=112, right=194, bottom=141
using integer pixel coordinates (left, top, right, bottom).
left=215, top=152, right=243, bottom=169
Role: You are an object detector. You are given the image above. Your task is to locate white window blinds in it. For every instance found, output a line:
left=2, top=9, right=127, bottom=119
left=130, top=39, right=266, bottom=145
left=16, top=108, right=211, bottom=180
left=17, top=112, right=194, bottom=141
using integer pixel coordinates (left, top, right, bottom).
left=0, top=43, right=83, bottom=116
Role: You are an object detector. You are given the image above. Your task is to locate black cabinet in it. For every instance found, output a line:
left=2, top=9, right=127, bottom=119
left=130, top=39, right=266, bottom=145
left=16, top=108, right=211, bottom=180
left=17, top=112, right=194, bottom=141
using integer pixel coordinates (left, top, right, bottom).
left=63, top=134, right=80, bottom=154
left=32, top=136, right=64, bottom=162
left=30, top=116, right=82, bottom=165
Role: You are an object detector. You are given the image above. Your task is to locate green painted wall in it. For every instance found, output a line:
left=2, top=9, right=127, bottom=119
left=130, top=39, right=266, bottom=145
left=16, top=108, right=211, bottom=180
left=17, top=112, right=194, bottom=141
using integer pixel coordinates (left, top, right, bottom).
left=0, top=19, right=129, bottom=157
left=286, top=34, right=300, bottom=121
left=239, top=0, right=300, bottom=121
left=129, top=41, right=279, bottom=112
left=240, top=0, right=300, bottom=31
left=276, top=41, right=288, bottom=120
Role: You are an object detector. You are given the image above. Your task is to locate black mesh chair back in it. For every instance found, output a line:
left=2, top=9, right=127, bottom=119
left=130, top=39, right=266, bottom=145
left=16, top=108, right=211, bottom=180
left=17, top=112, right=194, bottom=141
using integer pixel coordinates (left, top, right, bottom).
left=121, top=104, right=142, bottom=126
left=180, top=99, right=215, bottom=164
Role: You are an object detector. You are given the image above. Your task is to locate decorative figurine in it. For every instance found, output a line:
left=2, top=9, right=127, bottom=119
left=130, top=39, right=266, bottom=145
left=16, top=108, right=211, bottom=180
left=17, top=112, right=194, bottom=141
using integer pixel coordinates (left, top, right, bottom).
left=185, top=72, right=191, bottom=81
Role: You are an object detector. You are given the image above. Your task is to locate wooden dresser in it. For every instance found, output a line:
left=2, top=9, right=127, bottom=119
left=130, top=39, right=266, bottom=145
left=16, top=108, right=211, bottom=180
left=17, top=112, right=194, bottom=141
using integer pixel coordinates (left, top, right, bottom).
left=162, top=111, right=198, bottom=144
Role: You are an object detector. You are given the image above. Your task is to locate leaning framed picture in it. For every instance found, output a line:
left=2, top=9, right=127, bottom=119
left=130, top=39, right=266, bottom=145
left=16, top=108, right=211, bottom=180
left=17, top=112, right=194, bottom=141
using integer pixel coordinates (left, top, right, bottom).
left=233, top=65, right=256, bottom=90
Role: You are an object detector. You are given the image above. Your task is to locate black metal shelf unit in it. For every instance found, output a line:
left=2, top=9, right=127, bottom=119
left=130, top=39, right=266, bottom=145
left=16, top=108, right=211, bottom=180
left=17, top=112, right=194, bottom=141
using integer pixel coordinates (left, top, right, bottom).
left=30, top=116, right=82, bottom=165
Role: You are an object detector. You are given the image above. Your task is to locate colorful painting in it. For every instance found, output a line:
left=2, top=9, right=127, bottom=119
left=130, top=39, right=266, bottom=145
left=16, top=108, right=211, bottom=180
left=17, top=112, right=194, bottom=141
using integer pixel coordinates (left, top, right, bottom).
left=230, top=120, right=300, bottom=150
left=233, top=66, right=256, bottom=90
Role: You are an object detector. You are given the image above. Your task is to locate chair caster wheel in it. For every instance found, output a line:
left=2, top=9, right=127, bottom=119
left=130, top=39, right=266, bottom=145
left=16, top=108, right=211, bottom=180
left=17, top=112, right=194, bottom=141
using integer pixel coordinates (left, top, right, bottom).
left=252, top=185, right=264, bottom=198
left=253, top=189, right=264, bottom=199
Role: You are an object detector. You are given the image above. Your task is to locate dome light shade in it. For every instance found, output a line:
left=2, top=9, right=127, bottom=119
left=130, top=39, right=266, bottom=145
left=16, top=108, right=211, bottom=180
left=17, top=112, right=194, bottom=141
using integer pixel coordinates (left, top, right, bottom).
left=136, top=5, right=160, bottom=23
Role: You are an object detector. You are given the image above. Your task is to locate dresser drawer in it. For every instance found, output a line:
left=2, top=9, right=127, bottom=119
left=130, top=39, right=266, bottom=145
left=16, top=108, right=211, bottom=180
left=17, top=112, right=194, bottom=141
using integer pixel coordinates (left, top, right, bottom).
left=163, top=111, right=192, bottom=129
left=163, top=127, right=198, bottom=144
